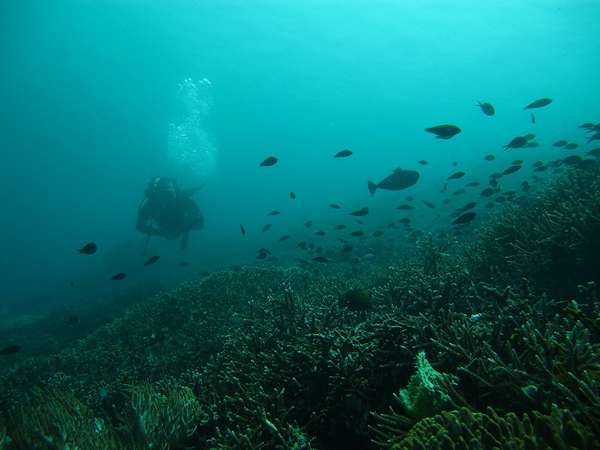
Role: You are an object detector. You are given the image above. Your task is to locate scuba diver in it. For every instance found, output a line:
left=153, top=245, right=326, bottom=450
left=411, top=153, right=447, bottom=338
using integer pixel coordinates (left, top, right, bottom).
left=136, top=177, right=204, bottom=250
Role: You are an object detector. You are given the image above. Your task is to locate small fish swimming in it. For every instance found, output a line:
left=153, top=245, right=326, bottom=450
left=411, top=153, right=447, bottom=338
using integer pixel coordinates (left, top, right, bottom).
left=334, top=149, right=352, bottom=158
left=553, top=140, right=567, bottom=147
left=329, top=203, right=341, bottom=209
left=447, top=171, right=465, bottom=180
left=267, top=210, right=281, bottom=216
left=144, top=255, right=160, bottom=266
left=524, top=98, right=552, bottom=109
left=480, top=187, right=495, bottom=197
left=259, top=156, right=278, bottom=167
left=178, top=262, right=190, bottom=268
left=78, top=242, right=97, bottom=255
left=240, top=224, right=246, bottom=235
left=503, top=165, right=522, bottom=175
left=368, top=168, right=420, bottom=195
left=418, top=160, right=428, bottom=165
left=564, top=143, right=579, bottom=150
left=484, top=154, right=495, bottom=161
left=262, top=224, right=272, bottom=232
left=461, top=201, right=477, bottom=211
left=453, top=211, right=477, bottom=225
left=334, top=224, right=347, bottom=230
left=111, top=272, right=127, bottom=280
left=278, top=235, right=291, bottom=242
left=0, top=345, right=21, bottom=356
left=476, top=101, right=495, bottom=116
left=312, top=256, right=329, bottom=263
left=350, top=207, right=369, bottom=216
left=466, top=181, right=480, bottom=187
left=396, top=204, right=415, bottom=210
left=314, top=230, right=326, bottom=236
left=531, top=113, right=536, bottom=124
left=423, top=201, right=435, bottom=209
left=304, top=220, right=313, bottom=228
left=349, top=230, right=365, bottom=237
left=503, top=136, right=528, bottom=150
left=425, top=124, right=461, bottom=139
left=290, top=192, right=296, bottom=199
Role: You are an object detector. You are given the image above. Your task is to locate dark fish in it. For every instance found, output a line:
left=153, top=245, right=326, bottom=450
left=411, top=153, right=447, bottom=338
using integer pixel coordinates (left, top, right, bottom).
left=259, top=156, right=278, bottom=166
left=372, top=230, right=384, bottom=237
left=587, top=148, right=600, bottom=158
left=425, top=124, right=461, bottom=139
left=564, top=143, right=579, bottom=150
left=534, top=165, right=548, bottom=172
left=349, top=230, right=365, bottom=237
left=396, top=204, right=415, bottom=210
left=406, top=195, right=414, bottom=201
left=268, top=210, right=281, bottom=216
left=466, top=181, right=480, bottom=187
left=350, top=207, right=369, bottom=216
left=314, top=230, right=326, bottom=236
left=418, top=160, right=428, bottom=165
left=579, top=123, right=595, bottom=129
left=240, top=224, right=246, bottom=235
left=503, top=136, right=528, bottom=150
left=526, top=142, right=539, bottom=148
left=144, top=255, right=160, bottom=266
left=304, top=220, right=313, bottom=228
left=442, top=198, right=452, bottom=205
left=338, top=289, right=371, bottom=311
left=503, top=165, right=522, bottom=175
left=341, top=243, right=353, bottom=252
left=262, top=224, right=272, bottom=232
left=329, top=203, right=341, bottom=209
left=563, top=155, right=583, bottom=166
left=398, top=218, right=411, bottom=225
left=278, top=235, right=291, bottom=242
left=452, top=161, right=458, bottom=167
left=111, top=272, right=126, bottom=280
left=453, top=212, right=476, bottom=225
left=368, top=168, right=420, bottom=194
left=523, top=134, right=535, bottom=141
left=257, top=248, right=271, bottom=259
left=477, top=101, right=495, bottom=116
left=461, top=201, right=477, bottom=211
left=447, top=171, right=465, bottom=180
left=531, top=113, right=536, bottom=124
left=334, top=149, right=352, bottom=158
left=69, top=281, right=75, bottom=287
left=532, top=160, right=544, bottom=167
left=312, top=256, right=329, bottom=263
left=290, top=192, right=296, bottom=199
left=553, top=140, right=568, bottom=147
left=524, top=98, right=552, bottom=109
left=334, top=224, right=347, bottom=230
left=297, top=241, right=308, bottom=249
left=495, top=196, right=507, bottom=203
left=423, top=201, right=435, bottom=209
left=453, top=189, right=466, bottom=196
left=481, top=187, right=495, bottom=197
left=178, top=262, right=190, bottom=268
left=78, top=242, right=97, bottom=255
left=484, top=154, right=495, bottom=161
left=0, top=345, right=21, bottom=356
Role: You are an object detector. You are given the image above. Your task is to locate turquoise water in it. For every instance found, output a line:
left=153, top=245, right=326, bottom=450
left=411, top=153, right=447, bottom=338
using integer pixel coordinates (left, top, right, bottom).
left=1, top=0, right=599, bottom=312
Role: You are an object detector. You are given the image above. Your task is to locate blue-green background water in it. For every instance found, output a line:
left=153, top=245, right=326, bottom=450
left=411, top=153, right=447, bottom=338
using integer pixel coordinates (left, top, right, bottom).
left=1, top=0, right=599, bottom=313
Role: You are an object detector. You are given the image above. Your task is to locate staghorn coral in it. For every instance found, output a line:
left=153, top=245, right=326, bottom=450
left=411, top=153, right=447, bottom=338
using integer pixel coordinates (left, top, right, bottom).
left=372, top=406, right=598, bottom=450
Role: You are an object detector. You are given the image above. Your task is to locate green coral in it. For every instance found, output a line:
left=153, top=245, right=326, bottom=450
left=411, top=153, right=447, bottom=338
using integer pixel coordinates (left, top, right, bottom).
left=398, top=352, right=459, bottom=420
left=387, top=407, right=599, bottom=450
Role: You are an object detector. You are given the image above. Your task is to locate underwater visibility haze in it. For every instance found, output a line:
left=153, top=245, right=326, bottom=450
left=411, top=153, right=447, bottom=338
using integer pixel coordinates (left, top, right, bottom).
left=1, top=1, right=600, bottom=449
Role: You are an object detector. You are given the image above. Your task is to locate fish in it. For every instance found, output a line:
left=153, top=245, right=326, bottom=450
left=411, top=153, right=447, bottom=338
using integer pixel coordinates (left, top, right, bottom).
left=423, top=201, right=435, bottom=209
left=503, top=165, right=522, bottom=175
left=341, top=243, right=353, bottom=252
left=480, top=187, right=495, bottom=197
left=477, top=101, right=495, bottom=116
left=262, top=224, right=272, bottom=232
left=503, top=136, right=528, bottom=150
left=334, top=149, right=352, bottom=158
left=0, top=345, right=21, bottom=356
left=461, top=201, right=477, bottom=211
left=453, top=189, right=466, bottom=196
left=442, top=198, right=452, bottom=205
left=524, top=134, right=535, bottom=141
left=78, top=242, right=97, bottom=255
left=579, top=123, right=595, bottom=129
left=290, top=192, right=296, bottom=199
left=534, top=165, right=548, bottom=172
left=587, top=148, right=600, bottom=158
left=563, top=155, right=583, bottom=166
left=111, top=272, right=127, bottom=280
left=304, top=220, right=313, bottom=228
left=398, top=218, right=411, bottom=225
left=278, top=235, right=291, bottom=242
left=257, top=248, right=271, bottom=259
left=144, top=255, right=160, bottom=266
left=484, top=154, right=495, bottom=161
left=334, top=224, right=347, bottom=230
left=425, top=124, right=461, bottom=139
left=259, top=156, right=278, bottom=166
left=349, top=230, right=365, bottom=237
left=338, top=289, right=371, bottom=311
left=447, top=171, right=465, bottom=180
left=178, top=262, right=190, bottom=268
left=314, top=230, right=326, bottom=236
left=532, top=161, right=544, bottom=167
left=531, top=113, right=536, bottom=124
left=329, top=203, right=341, bottom=209
left=406, top=195, right=414, bottom=201
left=396, top=204, right=415, bottom=210
left=372, top=230, right=384, bottom=237
left=267, top=210, right=281, bottom=216
left=453, top=211, right=476, bottom=225
left=368, top=168, right=420, bottom=194
left=350, top=207, right=369, bottom=216
left=524, top=98, right=552, bottom=109
left=564, top=143, right=579, bottom=150
left=240, top=224, right=246, bottom=235
left=466, top=181, right=480, bottom=187
left=418, top=160, right=428, bottom=165
left=69, top=281, right=75, bottom=287
left=312, top=256, right=329, bottom=263
left=553, top=140, right=567, bottom=147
